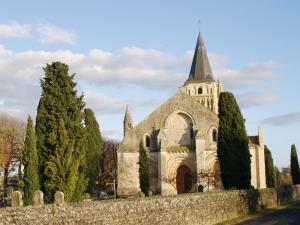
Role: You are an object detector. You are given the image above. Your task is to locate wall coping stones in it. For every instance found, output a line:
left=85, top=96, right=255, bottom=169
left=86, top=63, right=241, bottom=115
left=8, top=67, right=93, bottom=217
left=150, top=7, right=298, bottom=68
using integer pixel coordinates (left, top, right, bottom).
left=33, top=190, right=44, bottom=206
left=11, top=191, right=23, bottom=208
left=54, top=191, right=65, bottom=205
left=0, top=185, right=299, bottom=225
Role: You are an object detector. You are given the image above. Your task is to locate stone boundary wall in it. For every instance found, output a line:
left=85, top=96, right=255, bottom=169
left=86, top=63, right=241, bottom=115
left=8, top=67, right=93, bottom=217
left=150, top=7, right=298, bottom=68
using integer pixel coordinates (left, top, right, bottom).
left=1, top=185, right=300, bottom=225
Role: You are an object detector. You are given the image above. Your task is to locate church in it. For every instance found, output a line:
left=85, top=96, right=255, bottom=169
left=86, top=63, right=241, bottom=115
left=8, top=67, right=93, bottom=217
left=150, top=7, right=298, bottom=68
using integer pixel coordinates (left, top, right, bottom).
left=117, top=33, right=266, bottom=196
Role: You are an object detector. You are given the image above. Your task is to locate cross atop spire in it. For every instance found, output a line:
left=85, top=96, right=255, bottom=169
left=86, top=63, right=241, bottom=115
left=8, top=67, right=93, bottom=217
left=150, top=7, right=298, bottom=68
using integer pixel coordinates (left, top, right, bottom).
left=184, top=33, right=214, bottom=85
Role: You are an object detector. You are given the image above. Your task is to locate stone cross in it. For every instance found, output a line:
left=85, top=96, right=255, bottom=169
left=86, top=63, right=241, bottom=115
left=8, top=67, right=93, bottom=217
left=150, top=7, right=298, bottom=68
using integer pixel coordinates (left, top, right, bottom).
left=12, top=191, right=23, bottom=208
left=54, top=191, right=65, bottom=205
left=33, top=190, right=44, bottom=206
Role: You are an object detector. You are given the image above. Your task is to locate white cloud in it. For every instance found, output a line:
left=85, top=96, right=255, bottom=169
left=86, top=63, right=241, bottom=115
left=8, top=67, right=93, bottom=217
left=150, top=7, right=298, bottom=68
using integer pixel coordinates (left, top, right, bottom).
left=0, top=44, right=283, bottom=122
left=237, top=91, right=281, bottom=109
left=0, top=21, right=31, bottom=38
left=209, top=54, right=283, bottom=89
left=84, top=90, right=158, bottom=115
left=261, top=112, right=300, bottom=126
left=84, top=91, right=125, bottom=114
left=0, top=45, right=13, bottom=58
left=0, top=21, right=77, bottom=44
left=36, top=22, right=76, bottom=44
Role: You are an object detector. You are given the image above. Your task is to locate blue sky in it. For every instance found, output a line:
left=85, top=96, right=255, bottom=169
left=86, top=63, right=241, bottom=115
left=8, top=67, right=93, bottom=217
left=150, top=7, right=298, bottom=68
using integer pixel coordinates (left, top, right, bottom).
left=0, top=0, right=299, bottom=168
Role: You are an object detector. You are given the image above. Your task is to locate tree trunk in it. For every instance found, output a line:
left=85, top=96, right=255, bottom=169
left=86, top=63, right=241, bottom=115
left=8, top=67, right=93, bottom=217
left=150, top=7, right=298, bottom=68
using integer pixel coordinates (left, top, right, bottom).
left=113, top=180, right=116, bottom=199
left=3, top=167, right=8, bottom=199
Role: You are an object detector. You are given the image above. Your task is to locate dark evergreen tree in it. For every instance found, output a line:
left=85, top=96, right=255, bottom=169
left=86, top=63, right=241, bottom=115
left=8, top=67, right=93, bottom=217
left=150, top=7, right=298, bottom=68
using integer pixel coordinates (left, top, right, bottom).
left=44, top=119, right=81, bottom=202
left=291, top=144, right=300, bottom=184
left=217, top=92, right=251, bottom=189
left=84, top=108, right=103, bottom=193
left=35, top=62, right=86, bottom=202
left=264, top=145, right=276, bottom=188
left=274, top=166, right=282, bottom=187
left=23, top=116, right=40, bottom=205
left=139, top=141, right=149, bottom=196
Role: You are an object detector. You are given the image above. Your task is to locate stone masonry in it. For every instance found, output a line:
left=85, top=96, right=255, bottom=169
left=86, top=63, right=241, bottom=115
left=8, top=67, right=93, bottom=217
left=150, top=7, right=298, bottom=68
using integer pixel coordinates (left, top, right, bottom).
left=118, top=33, right=266, bottom=196
left=1, top=185, right=300, bottom=225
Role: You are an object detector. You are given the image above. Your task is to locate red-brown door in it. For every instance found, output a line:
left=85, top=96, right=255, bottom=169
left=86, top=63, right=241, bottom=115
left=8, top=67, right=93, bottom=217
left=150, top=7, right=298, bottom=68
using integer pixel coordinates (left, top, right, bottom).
left=176, top=165, right=192, bottom=194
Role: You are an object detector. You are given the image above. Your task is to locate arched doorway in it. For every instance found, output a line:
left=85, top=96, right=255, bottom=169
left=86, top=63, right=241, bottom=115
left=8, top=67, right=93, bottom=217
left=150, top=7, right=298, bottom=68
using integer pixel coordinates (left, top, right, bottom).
left=176, top=165, right=192, bottom=194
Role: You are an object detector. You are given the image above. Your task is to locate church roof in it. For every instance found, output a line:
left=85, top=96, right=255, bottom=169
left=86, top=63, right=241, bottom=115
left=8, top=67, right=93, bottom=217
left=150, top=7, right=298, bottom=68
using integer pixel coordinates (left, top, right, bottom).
left=184, top=33, right=214, bottom=85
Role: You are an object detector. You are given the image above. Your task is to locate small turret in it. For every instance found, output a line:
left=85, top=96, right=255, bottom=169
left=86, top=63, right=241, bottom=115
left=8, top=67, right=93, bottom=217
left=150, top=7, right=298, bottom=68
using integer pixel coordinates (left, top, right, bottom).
left=123, top=105, right=133, bottom=137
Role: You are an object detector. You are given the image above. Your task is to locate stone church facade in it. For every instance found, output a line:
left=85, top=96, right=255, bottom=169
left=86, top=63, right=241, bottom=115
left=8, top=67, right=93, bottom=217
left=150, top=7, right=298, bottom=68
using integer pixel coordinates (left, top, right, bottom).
left=117, top=33, right=266, bottom=196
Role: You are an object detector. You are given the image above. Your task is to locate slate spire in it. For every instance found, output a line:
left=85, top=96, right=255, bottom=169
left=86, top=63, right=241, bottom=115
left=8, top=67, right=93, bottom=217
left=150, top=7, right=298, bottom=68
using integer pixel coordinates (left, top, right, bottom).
left=184, top=33, right=214, bottom=84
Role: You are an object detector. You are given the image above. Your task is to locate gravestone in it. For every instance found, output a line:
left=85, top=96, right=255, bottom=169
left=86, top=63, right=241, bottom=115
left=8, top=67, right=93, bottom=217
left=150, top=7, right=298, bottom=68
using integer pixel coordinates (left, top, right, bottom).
left=33, top=190, right=44, bottom=206
left=54, top=191, right=64, bottom=205
left=12, top=191, right=23, bottom=207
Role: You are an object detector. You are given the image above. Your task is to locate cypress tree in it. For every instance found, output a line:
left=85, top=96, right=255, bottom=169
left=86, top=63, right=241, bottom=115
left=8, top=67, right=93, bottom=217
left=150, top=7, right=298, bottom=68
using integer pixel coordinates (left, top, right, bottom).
left=139, top=141, right=149, bottom=196
left=44, top=119, right=81, bottom=202
left=217, top=92, right=251, bottom=189
left=36, top=62, right=86, bottom=202
left=84, top=108, right=103, bottom=193
left=23, top=116, right=40, bottom=205
left=290, top=144, right=300, bottom=184
left=264, top=145, right=276, bottom=188
left=274, top=166, right=282, bottom=187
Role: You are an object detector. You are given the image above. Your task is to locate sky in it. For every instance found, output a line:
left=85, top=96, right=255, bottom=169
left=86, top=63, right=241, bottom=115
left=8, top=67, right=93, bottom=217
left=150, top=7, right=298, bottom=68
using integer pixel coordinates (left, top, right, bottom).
left=0, top=0, right=299, bottom=168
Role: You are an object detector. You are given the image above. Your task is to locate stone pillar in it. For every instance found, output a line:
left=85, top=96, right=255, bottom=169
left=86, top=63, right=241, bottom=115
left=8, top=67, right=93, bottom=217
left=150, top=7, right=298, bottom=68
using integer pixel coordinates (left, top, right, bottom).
left=33, top=190, right=44, bottom=206
left=117, top=152, right=141, bottom=196
left=158, top=129, right=173, bottom=195
left=249, top=147, right=258, bottom=188
left=54, top=191, right=64, bottom=205
left=258, top=145, right=267, bottom=188
left=195, top=133, right=206, bottom=188
left=159, top=151, right=169, bottom=195
left=12, top=191, right=23, bottom=207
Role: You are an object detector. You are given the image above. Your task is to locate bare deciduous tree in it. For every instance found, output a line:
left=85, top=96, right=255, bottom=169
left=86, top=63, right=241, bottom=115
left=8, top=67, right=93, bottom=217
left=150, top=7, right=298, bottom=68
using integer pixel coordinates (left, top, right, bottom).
left=0, top=114, right=25, bottom=201
left=162, top=175, right=177, bottom=191
left=198, top=165, right=220, bottom=191
left=99, top=139, right=119, bottom=198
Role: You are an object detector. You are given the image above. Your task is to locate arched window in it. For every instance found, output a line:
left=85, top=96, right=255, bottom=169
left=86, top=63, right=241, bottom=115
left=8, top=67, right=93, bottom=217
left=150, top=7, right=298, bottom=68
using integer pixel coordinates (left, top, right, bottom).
left=212, top=129, right=218, bottom=142
left=210, top=99, right=214, bottom=110
left=188, top=90, right=191, bottom=95
left=198, top=87, right=203, bottom=95
left=145, top=135, right=150, bottom=147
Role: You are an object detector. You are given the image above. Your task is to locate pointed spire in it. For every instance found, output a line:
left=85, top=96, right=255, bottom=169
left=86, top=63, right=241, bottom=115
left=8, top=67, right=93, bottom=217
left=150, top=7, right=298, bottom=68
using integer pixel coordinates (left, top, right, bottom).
left=123, top=105, right=132, bottom=137
left=184, top=33, right=214, bottom=85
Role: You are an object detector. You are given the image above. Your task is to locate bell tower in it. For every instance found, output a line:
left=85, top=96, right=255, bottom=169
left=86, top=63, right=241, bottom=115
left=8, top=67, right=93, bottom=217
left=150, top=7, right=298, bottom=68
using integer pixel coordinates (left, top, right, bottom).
left=183, top=33, right=223, bottom=114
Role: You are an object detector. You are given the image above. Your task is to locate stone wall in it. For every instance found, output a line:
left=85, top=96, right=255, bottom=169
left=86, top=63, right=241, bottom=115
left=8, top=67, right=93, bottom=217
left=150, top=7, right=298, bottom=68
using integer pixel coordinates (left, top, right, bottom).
left=1, top=185, right=300, bottom=225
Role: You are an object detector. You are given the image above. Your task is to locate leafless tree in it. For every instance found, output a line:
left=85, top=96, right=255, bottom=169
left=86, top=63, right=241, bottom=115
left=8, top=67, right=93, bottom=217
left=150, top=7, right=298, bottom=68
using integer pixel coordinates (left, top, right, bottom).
left=0, top=114, right=25, bottom=200
left=162, top=175, right=177, bottom=191
left=99, top=139, right=119, bottom=198
left=198, top=166, right=220, bottom=191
